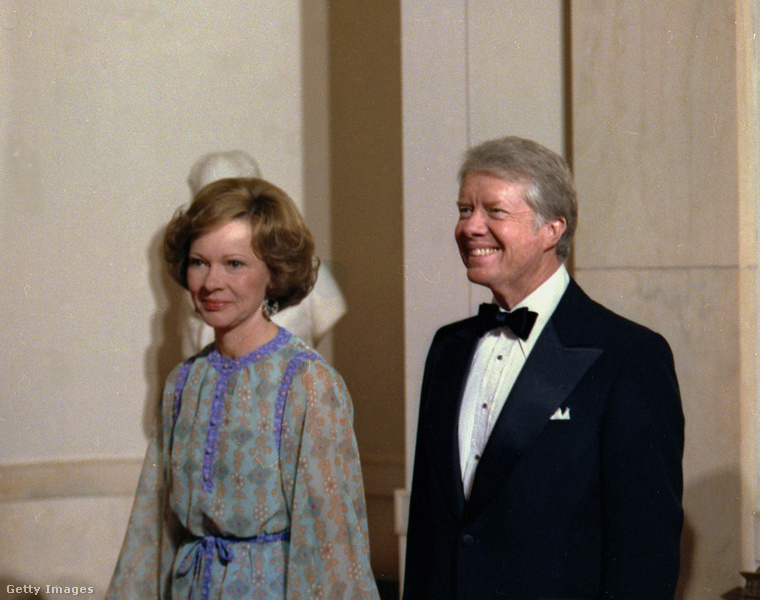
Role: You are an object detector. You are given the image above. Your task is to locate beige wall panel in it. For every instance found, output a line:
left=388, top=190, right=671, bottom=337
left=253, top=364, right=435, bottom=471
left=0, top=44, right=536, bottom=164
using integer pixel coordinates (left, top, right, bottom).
left=468, top=0, right=565, bottom=153
left=572, top=0, right=745, bottom=596
left=401, top=0, right=566, bottom=481
left=572, top=1, right=737, bottom=269
left=399, top=0, right=566, bottom=582
left=0, top=0, right=304, bottom=463
left=0, top=496, right=134, bottom=597
left=576, top=266, right=743, bottom=596
left=737, top=0, right=760, bottom=575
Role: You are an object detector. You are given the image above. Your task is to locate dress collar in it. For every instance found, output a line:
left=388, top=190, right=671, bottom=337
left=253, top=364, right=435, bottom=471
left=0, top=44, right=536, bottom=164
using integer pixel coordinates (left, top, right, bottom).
left=207, top=327, right=291, bottom=372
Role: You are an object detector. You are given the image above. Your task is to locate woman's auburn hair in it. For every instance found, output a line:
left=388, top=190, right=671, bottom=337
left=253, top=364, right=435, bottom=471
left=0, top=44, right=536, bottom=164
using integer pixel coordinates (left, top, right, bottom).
left=163, top=177, right=318, bottom=311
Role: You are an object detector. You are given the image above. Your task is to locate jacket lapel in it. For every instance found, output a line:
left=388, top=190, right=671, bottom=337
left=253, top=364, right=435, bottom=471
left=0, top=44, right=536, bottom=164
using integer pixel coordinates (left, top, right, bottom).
left=463, top=283, right=603, bottom=521
left=427, top=322, right=481, bottom=518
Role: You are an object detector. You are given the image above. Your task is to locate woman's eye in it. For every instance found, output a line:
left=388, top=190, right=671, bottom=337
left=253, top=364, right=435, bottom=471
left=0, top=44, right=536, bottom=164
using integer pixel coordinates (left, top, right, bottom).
left=188, top=258, right=205, bottom=267
left=228, top=260, right=244, bottom=268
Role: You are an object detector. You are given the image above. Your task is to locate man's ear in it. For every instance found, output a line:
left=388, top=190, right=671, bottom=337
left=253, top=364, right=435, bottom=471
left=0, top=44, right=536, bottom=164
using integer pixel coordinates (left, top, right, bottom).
left=542, top=217, right=567, bottom=251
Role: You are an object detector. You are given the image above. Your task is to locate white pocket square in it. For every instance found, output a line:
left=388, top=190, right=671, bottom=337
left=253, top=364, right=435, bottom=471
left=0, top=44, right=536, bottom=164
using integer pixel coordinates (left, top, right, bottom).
left=550, top=407, right=570, bottom=420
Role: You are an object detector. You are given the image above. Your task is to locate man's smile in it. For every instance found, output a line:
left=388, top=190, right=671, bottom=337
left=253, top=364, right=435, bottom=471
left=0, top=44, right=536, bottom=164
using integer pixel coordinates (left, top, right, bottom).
left=468, top=248, right=499, bottom=257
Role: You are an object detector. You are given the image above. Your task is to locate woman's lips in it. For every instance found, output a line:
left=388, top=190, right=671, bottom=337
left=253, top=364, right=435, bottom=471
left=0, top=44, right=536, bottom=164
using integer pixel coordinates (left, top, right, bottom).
left=201, top=299, right=229, bottom=311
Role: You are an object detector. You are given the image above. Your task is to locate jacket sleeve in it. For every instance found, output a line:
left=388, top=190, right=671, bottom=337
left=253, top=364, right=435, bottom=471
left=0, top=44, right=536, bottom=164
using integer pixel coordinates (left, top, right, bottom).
left=403, top=329, right=453, bottom=600
left=403, top=398, right=436, bottom=598
left=282, top=358, right=380, bottom=600
left=600, top=330, right=684, bottom=599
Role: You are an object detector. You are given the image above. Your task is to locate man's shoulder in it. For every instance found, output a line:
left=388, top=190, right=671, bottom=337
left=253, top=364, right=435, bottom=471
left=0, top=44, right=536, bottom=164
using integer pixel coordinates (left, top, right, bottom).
left=420, top=316, right=482, bottom=370
left=430, top=314, right=480, bottom=344
left=558, top=279, right=671, bottom=350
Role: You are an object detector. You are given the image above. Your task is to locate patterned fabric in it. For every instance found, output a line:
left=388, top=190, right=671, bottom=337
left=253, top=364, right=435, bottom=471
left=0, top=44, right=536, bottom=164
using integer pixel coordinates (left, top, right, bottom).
left=106, top=329, right=379, bottom=600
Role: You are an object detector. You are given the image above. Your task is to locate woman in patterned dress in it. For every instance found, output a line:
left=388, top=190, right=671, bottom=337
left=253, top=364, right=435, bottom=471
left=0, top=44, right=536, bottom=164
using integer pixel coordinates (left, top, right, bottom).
left=106, top=178, right=380, bottom=600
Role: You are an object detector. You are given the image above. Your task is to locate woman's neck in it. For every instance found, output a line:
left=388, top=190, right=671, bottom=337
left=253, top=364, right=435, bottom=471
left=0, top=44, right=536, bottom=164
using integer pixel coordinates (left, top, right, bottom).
left=213, top=319, right=279, bottom=359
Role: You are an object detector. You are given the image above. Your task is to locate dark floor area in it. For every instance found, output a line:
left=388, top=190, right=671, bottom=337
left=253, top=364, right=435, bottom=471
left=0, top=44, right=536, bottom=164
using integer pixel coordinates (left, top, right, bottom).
left=377, top=580, right=399, bottom=600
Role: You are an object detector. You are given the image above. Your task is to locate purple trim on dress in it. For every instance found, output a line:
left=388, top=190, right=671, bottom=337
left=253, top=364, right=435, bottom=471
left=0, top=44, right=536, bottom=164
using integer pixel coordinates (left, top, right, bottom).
left=207, top=327, right=290, bottom=372
left=173, top=359, right=195, bottom=423
left=201, top=328, right=292, bottom=495
left=177, top=530, right=290, bottom=600
left=274, top=351, right=322, bottom=451
left=200, top=373, right=230, bottom=493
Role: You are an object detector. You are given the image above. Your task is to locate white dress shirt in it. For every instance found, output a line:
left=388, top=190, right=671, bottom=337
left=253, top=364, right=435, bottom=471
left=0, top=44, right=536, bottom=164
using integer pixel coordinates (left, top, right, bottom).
left=458, top=265, right=570, bottom=498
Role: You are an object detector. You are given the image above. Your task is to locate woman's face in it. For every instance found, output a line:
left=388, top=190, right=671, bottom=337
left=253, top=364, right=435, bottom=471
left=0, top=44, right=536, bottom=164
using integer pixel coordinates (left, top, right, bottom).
left=186, top=219, right=271, bottom=337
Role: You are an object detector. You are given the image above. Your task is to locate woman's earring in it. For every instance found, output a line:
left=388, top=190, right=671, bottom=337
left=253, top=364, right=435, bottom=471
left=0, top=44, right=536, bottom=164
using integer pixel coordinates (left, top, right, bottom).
left=262, top=298, right=279, bottom=318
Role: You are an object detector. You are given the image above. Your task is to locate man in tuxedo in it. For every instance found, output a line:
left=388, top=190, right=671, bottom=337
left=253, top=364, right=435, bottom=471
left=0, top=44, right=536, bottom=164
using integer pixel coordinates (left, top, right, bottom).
left=403, top=136, right=684, bottom=600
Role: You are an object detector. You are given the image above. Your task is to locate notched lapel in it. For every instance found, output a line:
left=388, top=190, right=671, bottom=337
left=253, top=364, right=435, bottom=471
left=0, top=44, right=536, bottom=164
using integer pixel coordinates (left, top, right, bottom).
left=464, top=321, right=603, bottom=520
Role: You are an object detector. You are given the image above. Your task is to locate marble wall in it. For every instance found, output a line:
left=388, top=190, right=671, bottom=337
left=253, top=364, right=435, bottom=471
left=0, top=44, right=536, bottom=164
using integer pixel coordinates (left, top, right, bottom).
left=571, top=1, right=755, bottom=597
left=737, top=0, right=760, bottom=578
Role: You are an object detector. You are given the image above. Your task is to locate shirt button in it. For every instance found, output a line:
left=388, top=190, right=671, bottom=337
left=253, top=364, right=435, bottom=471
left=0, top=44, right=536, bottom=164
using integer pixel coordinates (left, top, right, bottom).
left=475, top=454, right=481, bottom=461
left=460, top=534, right=475, bottom=548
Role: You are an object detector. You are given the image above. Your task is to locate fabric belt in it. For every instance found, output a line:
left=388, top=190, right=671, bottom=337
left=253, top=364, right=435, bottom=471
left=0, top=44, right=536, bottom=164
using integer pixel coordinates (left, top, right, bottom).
left=177, top=530, right=289, bottom=600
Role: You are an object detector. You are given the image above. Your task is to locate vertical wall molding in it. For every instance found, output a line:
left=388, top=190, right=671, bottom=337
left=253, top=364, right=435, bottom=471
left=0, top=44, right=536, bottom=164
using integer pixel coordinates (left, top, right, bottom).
left=737, top=0, right=760, bottom=569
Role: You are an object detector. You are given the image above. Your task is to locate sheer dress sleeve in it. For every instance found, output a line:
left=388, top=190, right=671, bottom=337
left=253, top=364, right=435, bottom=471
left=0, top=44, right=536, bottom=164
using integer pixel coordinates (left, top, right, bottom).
left=279, top=357, right=380, bottom=600
left=104, top=363, right=187, bottom=600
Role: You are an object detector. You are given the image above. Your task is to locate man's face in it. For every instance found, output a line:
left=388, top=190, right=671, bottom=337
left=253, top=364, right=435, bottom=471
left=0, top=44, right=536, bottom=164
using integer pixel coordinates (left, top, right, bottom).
left=455, top=170, right=565, bottom=308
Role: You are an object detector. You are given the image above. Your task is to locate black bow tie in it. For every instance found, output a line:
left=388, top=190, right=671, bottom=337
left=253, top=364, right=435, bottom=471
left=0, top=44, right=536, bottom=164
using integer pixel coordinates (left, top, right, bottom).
left=477, top=303, right=538, bottom=340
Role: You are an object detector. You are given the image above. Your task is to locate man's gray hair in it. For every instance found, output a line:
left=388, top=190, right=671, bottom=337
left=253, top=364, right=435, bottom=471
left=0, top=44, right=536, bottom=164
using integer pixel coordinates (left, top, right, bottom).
left=458, top=136, right=577, bottom=260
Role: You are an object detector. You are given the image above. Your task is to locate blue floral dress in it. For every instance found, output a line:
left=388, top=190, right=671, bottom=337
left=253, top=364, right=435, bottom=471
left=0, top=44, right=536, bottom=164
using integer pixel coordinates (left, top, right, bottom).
left=106, top=329, right=380, bottom=600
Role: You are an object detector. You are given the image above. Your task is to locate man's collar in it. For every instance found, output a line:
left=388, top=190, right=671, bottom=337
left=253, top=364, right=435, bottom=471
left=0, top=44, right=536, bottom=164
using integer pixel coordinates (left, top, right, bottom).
left=510, top=264, right=569, bottom=314
left=489, top=264, right=570, bottom=348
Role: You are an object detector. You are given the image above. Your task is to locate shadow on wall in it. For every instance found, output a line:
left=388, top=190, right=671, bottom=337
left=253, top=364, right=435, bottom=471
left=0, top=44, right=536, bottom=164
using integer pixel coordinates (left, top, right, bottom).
left=674, top=469, right=742, bottom=600
left=721, top=587, right=744, bottom=599
left=142, top=226, right=191, bottom=437
left=675, top=512, right=695, bottom=600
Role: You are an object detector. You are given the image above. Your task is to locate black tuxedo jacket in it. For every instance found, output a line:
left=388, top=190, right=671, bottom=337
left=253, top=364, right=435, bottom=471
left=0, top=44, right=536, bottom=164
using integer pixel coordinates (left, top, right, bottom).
left=403, top=279, right=684, bottom=600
